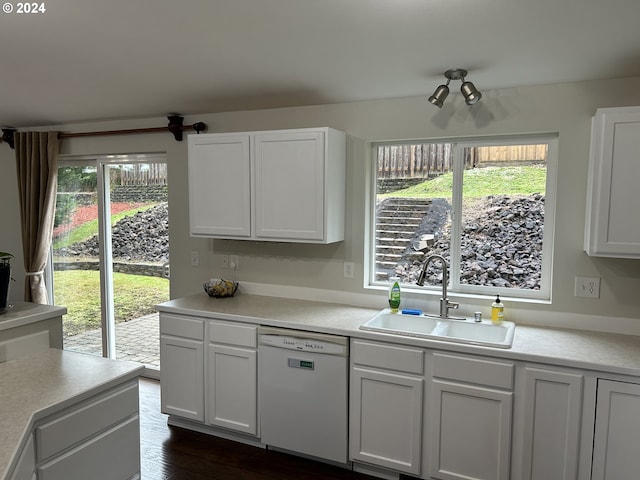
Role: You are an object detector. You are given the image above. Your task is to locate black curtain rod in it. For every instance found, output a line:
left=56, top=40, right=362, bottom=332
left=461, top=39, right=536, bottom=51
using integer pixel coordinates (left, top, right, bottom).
left=1, top=115, right=207, bottom=149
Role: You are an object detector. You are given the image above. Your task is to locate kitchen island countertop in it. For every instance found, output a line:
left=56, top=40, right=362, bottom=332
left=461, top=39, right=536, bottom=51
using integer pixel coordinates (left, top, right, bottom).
left=0, top=349, right=144, bottom=480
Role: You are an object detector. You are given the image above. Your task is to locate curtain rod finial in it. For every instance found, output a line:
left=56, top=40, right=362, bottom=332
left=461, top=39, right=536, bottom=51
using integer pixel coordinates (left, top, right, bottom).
left=1, top=128, right=15, bottom=149
left=167, top=115, right=184, bottom=141
left=193, top=122, right=207, bottom=134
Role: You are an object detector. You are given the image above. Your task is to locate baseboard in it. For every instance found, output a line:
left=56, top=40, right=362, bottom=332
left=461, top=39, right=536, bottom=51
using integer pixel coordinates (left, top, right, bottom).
left=167, top=415, right=266, bottom=449
left=352, top=462, right=401, bottom=480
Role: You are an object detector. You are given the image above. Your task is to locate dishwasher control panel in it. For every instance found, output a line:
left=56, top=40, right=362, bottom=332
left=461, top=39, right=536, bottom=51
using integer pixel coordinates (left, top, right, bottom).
left=259, top=334, right=348, bottom=356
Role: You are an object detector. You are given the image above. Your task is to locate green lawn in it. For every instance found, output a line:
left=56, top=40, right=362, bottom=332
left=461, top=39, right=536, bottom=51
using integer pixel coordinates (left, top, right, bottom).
left=380, top=165, right=546, bottom=198
left=55, top=270, right=169, bottom=336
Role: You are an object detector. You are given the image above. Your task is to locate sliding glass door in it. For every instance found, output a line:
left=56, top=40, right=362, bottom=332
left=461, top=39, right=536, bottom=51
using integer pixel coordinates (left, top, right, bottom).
left=52, top=154, right=169, bottom=373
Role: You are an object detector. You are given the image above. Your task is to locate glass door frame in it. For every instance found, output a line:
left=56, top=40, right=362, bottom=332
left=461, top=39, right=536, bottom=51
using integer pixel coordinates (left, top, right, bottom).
left=49, top=152, right=167, bottom=361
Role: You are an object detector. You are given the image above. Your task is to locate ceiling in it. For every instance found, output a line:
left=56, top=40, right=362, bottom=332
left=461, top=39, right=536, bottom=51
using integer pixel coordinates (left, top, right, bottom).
left=1, top=0, right=639, bottom=128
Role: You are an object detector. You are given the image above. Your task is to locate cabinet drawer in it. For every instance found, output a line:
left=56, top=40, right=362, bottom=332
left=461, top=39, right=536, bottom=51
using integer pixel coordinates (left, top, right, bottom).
left=209, top=320, right=256, bottom=347
left=37, top=416, right=139, bottom=480
left=35, top=381, right=139, bottom=461
left=352, top=339, right=423, bottom=375
left=160, top=313, right=204, bottom=340
left=433, top=352, right=513, bottom=390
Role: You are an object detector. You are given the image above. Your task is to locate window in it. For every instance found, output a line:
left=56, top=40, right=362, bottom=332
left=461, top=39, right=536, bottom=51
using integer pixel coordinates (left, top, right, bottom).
left=369, top=135, right=557, bottom=301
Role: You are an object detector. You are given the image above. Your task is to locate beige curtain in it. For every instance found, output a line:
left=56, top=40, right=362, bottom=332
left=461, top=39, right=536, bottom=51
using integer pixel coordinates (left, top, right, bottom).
left=14, top=132, right=61, bottom=304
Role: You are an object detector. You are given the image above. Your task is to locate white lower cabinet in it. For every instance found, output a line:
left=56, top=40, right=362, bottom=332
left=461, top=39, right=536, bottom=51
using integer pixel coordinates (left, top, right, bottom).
left=37, top=418, right=139, bottom=480
left=160, top=313, right=205, bottom=421
left=429, top=352, right=514, bottom=480
left=515, top=366, right=584, bottom=480
left=0, top=304, right=64, bottom=362
left=591, top=379, right=640, bottom=480
left=35, top=380, right=140, bottom=480
left=349, top=339, right=424, bottom=476
left=10, top=433, right=36, bottom=480
left=157, top=309, right=640, bottom=480
left=0, top=330, right=51, bottom=362
left=206, top=320, right=258, bottom=436
left=160, top=314, right=258, bottom=438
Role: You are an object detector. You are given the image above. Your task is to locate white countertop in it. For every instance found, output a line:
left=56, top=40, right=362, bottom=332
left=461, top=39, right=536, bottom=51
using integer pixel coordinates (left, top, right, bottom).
left=0, top=302, right=66, bottom=331
left=158, top=293, right=640, bottom=377
left=0, top=349, right=144, bottom=480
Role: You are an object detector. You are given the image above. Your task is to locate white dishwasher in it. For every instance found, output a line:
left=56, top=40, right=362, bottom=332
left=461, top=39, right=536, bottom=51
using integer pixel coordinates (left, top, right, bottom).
left=258, top=326, right=349, bottom=465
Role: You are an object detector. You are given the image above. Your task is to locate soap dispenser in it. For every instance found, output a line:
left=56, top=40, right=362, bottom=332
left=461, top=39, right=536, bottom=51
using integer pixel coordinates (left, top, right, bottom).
left=388, top=277, right=401, bottom=313
left=491, top=295, right=504, bottom=325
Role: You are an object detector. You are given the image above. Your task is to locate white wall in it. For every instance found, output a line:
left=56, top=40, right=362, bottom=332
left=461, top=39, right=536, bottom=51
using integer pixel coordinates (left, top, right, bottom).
left=1, top=76, right=640, bottom=333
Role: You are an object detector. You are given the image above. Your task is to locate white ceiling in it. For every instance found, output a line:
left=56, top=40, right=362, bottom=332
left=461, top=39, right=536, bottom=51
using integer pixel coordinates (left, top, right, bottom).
left=1, top=0, right=639, bottom=128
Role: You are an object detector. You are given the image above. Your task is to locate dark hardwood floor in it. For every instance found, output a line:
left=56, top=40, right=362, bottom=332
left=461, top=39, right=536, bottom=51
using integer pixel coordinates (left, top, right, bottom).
left=139, top=378, right=376, bottom=480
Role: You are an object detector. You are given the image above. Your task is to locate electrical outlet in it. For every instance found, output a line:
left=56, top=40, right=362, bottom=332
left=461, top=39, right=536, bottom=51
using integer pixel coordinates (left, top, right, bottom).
left=221, top=255, right=229, bottom=268
left=343, top=261, right=354, bottom=278
left=575, top=276, right=600, bottom=298
left=190, top=251, right=199, bottom=267
left=229, top=255, right=239, bottom=270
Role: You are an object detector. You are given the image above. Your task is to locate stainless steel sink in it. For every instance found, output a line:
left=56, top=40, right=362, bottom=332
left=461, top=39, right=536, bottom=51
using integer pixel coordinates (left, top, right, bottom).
left=359, top=309, right=516, bottom=348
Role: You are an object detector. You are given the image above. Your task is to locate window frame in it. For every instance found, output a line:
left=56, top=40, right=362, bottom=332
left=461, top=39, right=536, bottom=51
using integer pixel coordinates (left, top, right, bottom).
left=366, top=134, right=558, bottom=302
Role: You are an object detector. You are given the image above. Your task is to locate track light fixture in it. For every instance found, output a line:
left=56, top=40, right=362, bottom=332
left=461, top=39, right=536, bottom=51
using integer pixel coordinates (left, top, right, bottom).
left=428, top=68, right=482, bottom=108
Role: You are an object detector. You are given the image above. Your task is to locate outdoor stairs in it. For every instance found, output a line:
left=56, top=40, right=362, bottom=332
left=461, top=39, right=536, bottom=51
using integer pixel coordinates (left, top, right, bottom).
left=376, top=197, right=432, bottom=280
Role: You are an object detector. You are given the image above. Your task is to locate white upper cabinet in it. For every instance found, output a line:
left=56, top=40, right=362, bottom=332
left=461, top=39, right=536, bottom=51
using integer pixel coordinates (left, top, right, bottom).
left=254, top=130, right=325, bottom=241
left=188, top=134, right=251, bottom=238
left=188, top=127, right=346, bottom=243
left=585, top=106, right=640, bottom=257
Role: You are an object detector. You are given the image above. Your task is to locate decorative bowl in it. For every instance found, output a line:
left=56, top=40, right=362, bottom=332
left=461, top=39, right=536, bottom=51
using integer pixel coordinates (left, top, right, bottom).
left=203, top=279, right=238, bottom=298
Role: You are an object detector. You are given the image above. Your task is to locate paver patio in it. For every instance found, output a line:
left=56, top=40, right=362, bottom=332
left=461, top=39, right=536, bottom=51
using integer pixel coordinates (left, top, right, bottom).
left=63, top=312, right=160, bottom=367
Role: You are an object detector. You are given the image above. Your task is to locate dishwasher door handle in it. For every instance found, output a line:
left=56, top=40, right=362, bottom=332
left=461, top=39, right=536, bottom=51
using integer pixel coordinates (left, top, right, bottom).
left=288, top=358, right=315, bottom=370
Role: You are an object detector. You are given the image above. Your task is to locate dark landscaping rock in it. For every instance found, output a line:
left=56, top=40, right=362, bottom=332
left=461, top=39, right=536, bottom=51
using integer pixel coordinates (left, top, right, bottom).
left=397, top=194, right=545, bottom=290
left=55, top=203, right=169, bottom=263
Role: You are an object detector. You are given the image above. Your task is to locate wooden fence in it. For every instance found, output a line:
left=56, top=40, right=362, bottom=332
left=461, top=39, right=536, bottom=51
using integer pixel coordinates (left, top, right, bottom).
left=112, top=163, right=168, bottom=186
left=476, top=144, right=548, bottom=163
left=377, top=144, right=547, bottom=179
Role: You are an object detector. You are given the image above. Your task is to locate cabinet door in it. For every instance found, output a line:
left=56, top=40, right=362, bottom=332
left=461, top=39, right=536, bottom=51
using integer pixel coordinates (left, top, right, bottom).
left=350, top=367, right=423, bottom=475
left=519, top=367, right=583, bottom=480
left=430, top=380, right=512, bottom=480
left=592, top=379, right=640, bottom=480
left=585, top=107, right=640, bottom=257
left=206, top=344, right=257, bottom=435
left=10, top=433, right=35, bottom=480
left=160, top=335, right=204, bottom=421
left=253, top=130, right=325, bottom=240
left=188, top=134, right=251, bottom=237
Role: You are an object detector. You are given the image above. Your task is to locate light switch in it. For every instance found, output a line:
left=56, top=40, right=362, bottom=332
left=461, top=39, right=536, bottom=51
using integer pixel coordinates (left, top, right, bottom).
left=344, top=262, right=354, bottom=278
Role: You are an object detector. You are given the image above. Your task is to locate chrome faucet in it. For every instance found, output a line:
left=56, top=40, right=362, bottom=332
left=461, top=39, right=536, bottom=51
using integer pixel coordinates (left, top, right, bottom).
left=417, top=254, right=459, bottom=318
